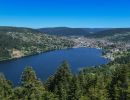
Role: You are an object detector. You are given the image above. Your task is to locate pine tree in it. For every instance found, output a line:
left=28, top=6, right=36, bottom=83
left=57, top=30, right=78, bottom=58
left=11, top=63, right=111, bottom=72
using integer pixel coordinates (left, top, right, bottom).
left=108, top=64, right=130, bottom=100
left=20, top=67, right=45, bottom=99
left=54, top=61, right=72, bottom=83
left=44, top=91, right=58, bottom=100
left=0, top=73, right=13, bottom=100
left=68, top=75, right=82, bottom=100
left=45, top=61, right=72, bottom=100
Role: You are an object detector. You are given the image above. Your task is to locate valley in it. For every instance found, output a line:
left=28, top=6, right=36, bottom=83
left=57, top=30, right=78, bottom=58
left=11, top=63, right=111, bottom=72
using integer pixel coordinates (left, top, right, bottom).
left=1, top=26, right=130, bottom=100
left=1, top=27, right=130, bottom=62
left=1, top=0, right=130, bottom=99
left=54, top=28, right=130, bottom=61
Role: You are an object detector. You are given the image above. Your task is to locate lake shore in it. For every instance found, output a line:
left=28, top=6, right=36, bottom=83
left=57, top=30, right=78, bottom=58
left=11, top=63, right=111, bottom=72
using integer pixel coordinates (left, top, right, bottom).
left=0, top=46, right=113, bottom=63
left=0, top=47, right=70, bottom=62
left=0, top=47, right=109, bottom=85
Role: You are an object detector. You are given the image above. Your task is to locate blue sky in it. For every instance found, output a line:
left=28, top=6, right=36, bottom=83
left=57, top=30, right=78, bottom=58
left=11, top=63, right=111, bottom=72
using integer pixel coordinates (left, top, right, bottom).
left=0, top=0, right=130, bottom=28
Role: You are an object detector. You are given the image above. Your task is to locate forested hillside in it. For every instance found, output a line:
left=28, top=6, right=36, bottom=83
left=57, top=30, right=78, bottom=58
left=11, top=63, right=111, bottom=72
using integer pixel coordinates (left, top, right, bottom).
left=88, top=28, right=130, bottom=37
left=88, top=28, right=130, bottom=42
left=1, top=53, right=130, bottom=100
left=39, top=27, right=130, bottom=43
left=1, top=27, right=130, bottom=99
left=0, top=26, right=74, bottom=61
left=38, top=27, right=107, bottom=36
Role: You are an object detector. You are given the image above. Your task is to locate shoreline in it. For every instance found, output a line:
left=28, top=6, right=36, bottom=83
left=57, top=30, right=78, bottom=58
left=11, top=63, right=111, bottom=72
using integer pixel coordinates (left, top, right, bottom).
left=0, top=47, right=70, bottom=63
left=0, top=46, right=112, bottom=63
left=73, top=45, right=113, bottom=61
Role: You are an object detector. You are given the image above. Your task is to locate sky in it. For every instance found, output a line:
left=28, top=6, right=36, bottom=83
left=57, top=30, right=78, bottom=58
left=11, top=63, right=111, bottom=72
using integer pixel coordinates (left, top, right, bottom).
left=0, top=0, right=130, bottom=28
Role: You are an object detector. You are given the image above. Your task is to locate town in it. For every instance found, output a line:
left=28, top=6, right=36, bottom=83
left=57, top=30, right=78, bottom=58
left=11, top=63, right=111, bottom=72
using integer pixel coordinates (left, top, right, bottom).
left=63, top=36, right=130, bottom=60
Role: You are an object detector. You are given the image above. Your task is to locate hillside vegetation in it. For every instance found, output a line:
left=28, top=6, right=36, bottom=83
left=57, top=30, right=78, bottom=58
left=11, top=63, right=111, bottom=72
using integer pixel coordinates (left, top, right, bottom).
left=1, top=27, right=130, bottom=99
left=38, top=27, right=107, bottom=36
left=39, top=27, right=130, bottom=43
left=88, top=28, right=130, bottom=42
left=0, top=26, right=74, bottom=61
left=1, top=53, right=130, bottom=100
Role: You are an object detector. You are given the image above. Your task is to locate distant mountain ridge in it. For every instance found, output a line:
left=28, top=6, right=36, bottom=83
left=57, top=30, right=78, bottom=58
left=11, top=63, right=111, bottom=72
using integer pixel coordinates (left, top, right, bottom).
left=0, top=26, right=41, bottom=33
left=87, top=28, right=130, bottom=38
left=38, top=27, right=109, bottom=36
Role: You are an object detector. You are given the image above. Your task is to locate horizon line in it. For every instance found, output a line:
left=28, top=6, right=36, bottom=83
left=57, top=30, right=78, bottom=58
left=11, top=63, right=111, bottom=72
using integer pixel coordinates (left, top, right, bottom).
left=0, top=25, right=130, bottom=29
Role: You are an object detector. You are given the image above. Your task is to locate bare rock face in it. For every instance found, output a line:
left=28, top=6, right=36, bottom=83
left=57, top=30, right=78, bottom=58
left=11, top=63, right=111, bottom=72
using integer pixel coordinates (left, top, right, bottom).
left=11, top=49, right=24, bottom=58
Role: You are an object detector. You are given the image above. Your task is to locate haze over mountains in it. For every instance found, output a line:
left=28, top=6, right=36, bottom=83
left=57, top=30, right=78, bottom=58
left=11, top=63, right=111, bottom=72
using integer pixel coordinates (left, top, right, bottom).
left=1, top=26, right=130, bottom=38
left=38, top=27, right=130, bottom=37
left=38, top=27, right=108, bottom=36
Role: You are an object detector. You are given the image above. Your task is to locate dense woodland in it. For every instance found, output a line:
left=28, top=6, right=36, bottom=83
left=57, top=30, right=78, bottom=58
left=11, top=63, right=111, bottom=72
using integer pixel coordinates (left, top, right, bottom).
left=0, top=27, right=74, bottom=61
left=38, top=27, right=107, bottom=36
left=88, top=28, right=130, bottom=38
left=1, top=53, right=130, bottom=100
left=1, top=26, right=130, bottom=99
left=87, top=28, right=130, bottom=42
left=38, top=27, right=130, bottom=39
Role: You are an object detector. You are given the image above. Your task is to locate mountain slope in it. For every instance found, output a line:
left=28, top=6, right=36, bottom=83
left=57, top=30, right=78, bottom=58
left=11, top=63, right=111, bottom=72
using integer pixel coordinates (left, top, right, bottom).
left=88, top=28, right=130, bottom=37
left=38, top=27, right=107, bottom=36
left=88, top=28, right=130, bottom=42
left=0, top=26, right=74, bottom=61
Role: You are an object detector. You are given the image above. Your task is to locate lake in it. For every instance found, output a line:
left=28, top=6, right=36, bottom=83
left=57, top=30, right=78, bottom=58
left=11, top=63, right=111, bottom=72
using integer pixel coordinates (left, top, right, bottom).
left=0, top=48, right=109, bottom=85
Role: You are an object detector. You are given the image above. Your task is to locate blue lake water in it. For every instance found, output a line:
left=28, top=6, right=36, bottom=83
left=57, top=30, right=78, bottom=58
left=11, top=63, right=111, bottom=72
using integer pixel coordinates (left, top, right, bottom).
left=0, top=48, right=109, bottom=85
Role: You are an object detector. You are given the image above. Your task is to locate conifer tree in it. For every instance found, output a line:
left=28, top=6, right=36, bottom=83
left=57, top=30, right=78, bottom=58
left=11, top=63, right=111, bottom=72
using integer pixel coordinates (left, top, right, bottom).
left=68, top=75, right=81, bottom=100
left=20, top=67, right=45, bottom=99
left=0, top=73, right=13, bottom=100
left=45, top=61, right=72, bottom=100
